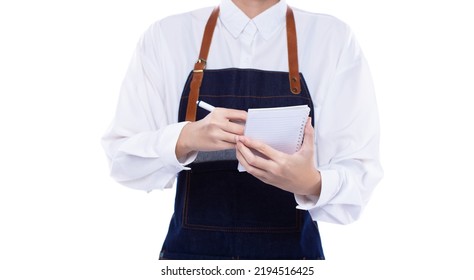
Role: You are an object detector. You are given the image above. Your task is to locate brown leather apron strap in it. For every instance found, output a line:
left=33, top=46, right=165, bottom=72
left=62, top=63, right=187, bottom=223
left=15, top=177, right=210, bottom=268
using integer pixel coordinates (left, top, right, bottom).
left=286, top=7, right=301, bottom=94
left=185, top=5, right=300, bottom=121
left=185, top=6, right=220, bottom=121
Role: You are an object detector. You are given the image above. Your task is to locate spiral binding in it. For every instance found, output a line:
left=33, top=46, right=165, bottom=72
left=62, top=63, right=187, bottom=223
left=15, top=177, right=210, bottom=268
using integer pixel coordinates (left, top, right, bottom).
left=295, top=116, right=306, bottom=152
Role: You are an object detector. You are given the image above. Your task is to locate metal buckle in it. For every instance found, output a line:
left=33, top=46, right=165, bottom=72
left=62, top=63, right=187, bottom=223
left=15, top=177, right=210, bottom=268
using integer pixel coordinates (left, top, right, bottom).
left=193, top=58, right=207, bottom=73
left=196, top=58, right=207, bottom=65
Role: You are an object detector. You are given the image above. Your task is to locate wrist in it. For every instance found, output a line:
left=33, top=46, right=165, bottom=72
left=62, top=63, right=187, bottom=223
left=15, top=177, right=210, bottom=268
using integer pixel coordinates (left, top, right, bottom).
left=302, top=169, right=321, bottom=196
left=175, top=122, right=194, bottom=159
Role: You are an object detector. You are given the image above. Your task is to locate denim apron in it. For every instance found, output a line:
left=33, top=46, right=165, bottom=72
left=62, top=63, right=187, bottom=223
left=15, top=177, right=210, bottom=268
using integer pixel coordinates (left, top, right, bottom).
left=160, top=6, right=325, bottom=260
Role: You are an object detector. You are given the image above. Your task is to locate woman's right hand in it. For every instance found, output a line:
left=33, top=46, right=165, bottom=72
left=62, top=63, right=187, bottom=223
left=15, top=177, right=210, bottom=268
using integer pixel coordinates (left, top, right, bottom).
left=175, top=108, right=247, bottom=159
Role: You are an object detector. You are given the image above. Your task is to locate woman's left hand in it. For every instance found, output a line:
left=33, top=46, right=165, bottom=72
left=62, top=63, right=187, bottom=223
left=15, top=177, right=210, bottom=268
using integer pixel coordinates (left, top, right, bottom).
left=235, top=118, right=321, bottom=196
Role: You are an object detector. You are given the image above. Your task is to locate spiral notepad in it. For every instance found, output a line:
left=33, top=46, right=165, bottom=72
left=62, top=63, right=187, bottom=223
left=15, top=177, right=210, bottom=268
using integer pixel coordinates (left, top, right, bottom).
left=238, top=105, right=310, bottom=172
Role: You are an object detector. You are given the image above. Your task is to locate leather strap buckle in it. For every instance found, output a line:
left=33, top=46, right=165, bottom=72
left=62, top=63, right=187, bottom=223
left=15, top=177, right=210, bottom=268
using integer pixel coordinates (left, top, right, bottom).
left=193, top=58, right=207, bottom=73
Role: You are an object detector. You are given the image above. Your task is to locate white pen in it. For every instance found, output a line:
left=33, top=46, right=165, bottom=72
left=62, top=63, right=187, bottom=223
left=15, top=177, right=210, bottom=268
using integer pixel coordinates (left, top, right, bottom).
left=196, top=100, right=216, bottom=112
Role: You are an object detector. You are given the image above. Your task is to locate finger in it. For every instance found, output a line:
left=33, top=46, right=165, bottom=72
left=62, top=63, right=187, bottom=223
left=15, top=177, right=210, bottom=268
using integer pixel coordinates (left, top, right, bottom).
left=236, top=135, right=282, bottom=161
left=222, top=120, right=246, bottom=136
left=235, top=145, right=251, bottom=169
left=209, top=108, right=246, bottom=135
left=217, top=108, right=248, bottom=122
left=235, top=144, right=270, bottom=178
left=236, top=138, right=282, bottom=174
left=236, top=141, right=265, bottom=167
left=219, top=130, right=242, bottom=144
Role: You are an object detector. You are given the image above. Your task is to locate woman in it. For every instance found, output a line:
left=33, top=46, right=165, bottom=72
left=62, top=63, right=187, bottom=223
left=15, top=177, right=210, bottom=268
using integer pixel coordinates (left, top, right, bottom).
left=102, top=0, right=383, bottom=259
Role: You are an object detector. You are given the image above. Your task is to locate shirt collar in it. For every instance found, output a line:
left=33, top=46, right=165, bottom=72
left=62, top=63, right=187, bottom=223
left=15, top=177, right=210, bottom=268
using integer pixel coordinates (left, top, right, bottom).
left=219, top=0, right=287, bottom=41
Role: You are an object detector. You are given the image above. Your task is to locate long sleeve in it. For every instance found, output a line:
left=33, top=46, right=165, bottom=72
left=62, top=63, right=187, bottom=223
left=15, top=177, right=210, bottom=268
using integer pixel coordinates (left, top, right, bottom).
left=295, top=28, right=383, bottom=224
left=101, top=23, right=196, bottom=192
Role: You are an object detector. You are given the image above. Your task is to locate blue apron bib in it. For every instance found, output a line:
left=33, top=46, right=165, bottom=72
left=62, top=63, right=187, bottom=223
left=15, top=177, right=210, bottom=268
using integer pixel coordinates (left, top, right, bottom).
left=160, top=6, right=324, bottom=260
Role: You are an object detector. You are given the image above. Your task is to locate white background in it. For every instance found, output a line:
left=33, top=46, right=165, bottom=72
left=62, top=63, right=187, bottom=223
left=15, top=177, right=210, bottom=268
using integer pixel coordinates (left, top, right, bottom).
left=1, top=0, right=473, bottom=279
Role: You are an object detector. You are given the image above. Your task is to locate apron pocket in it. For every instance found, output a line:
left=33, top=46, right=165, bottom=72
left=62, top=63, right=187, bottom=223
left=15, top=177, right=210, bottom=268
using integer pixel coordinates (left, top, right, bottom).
left=182, top=160, right=302, bottom=233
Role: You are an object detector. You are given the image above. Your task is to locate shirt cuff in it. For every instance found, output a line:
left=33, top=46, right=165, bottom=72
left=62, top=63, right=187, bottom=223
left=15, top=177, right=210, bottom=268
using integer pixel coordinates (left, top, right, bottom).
left=158, top=122, right=197, bottom=172
left=295, top=169, right=341, bottom=210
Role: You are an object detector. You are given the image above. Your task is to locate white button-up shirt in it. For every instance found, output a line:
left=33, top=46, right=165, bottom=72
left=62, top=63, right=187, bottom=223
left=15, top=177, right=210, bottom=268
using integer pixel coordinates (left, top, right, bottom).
left=102, top=0, right=383, bottom=225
